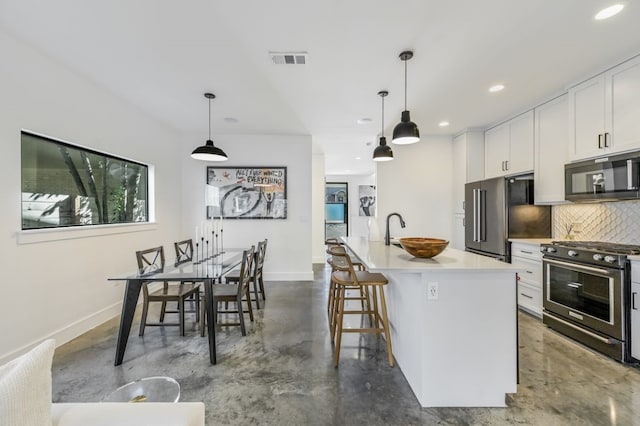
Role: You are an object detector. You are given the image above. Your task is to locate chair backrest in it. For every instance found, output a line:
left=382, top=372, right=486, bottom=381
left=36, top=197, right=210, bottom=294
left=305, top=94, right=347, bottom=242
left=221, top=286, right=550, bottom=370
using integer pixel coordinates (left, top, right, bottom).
left=326, top=245, right=355, bottom=276
left=238, top=246, right=256, bottom=296
left=174, top=239, right=194, bottom=264
left=136, top=246, right=165, bottom=274
left=254, top=239, right=268, bottom=279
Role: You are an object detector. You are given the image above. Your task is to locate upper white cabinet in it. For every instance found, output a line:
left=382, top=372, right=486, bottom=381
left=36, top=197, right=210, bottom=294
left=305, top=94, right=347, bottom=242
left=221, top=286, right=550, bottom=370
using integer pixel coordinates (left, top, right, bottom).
left=452, top=131, right=484, bottom=214
left=534, top=94, right=568, bottom=204
left=484, top=110, right=534, bottom=178
left=568, top=55, right=640, bottom=161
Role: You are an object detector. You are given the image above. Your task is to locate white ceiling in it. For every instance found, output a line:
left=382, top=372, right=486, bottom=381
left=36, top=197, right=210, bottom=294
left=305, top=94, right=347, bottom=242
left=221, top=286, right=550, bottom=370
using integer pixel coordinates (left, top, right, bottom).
left=2, top=1, right=640, bottom=175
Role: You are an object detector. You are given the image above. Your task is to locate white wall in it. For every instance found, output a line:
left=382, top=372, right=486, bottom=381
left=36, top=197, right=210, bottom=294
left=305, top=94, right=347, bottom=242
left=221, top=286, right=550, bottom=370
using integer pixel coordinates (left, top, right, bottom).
left=375, top=135, right=454, bottom=241
left=325, top=174, right=377, bottom=239
left=0, top=30, right=186, bottom=362
left=180, top=134, right=314, bottom=281
left=312, top=151, right=326, bottom=263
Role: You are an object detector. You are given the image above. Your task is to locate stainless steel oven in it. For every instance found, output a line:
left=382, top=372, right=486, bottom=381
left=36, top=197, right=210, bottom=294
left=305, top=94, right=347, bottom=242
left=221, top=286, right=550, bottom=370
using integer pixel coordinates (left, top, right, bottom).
left=540, top=241, right=638, bottom=362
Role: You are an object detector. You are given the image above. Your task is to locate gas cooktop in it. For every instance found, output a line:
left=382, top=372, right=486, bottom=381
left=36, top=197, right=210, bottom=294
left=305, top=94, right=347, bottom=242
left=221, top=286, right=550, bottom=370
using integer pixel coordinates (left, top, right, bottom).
left=551, top=240, right=640, bottom=255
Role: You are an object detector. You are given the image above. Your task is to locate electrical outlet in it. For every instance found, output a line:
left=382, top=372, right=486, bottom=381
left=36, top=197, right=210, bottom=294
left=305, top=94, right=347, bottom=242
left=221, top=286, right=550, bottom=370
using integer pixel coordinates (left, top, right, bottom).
left=427, top=282, right=438, bottom=300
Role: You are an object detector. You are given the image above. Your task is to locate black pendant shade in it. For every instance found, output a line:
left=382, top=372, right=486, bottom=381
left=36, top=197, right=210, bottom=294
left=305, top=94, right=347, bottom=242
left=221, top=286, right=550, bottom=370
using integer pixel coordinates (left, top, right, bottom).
left=392, top=51, right=420, bottom=145
left=373, top=90, right=393, bottom=162
left=191, top=92, right=228, bottom=162
left=373, top=136, right=393, bottom=162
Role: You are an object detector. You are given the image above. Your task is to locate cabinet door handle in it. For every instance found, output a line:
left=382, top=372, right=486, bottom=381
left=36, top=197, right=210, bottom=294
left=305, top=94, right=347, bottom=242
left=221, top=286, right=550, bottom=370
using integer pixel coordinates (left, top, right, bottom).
left=633, top=292, right=637, bottom=310
left=604, top=132, right=610, bottom=148
left=462, top=201, right=465, bottom=211
left=520, top=250, right=533, bottom=254
left=520, top=293, right=533, bottom=299
left=505, top=160, right=509, bottom=171
left=598, top=134, right=603, bottom=149
left=501, top=161, right=504, bottom=171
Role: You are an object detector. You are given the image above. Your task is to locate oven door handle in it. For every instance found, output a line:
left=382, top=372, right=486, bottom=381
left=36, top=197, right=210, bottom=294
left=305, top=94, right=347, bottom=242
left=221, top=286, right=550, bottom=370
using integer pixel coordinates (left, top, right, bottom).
left=567, top=282, right=583, bottom=289
left=544, top=258, right=616, bottom=276
left=547, top=314, right=617, bottom=345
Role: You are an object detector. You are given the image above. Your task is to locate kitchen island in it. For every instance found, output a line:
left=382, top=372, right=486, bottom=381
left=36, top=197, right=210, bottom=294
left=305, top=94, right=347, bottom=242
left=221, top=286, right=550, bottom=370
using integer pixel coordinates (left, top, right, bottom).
left=341, top=236, right=518, bottom=408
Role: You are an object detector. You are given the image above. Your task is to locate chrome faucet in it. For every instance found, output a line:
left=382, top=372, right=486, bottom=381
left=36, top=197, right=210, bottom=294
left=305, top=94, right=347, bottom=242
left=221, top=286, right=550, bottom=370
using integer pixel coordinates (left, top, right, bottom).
left=385, top=212, right=406, bottom=246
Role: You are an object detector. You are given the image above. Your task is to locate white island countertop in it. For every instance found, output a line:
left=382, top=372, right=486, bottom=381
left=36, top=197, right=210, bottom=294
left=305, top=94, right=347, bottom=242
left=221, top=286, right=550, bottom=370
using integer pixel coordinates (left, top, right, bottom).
left=341, top=236, right=517, bottom=272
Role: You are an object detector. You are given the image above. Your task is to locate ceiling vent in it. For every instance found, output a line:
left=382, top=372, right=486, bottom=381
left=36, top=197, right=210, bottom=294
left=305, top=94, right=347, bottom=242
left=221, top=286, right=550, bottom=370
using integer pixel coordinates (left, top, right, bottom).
left=269, top=51, right=308, bottom=65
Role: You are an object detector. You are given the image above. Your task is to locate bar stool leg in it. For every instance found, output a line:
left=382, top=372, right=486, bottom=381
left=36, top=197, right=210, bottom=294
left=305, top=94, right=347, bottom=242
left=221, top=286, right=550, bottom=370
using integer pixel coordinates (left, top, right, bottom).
left=378, top=286, right=394, bottom=367
left=334, top=285, right=346, bottom=367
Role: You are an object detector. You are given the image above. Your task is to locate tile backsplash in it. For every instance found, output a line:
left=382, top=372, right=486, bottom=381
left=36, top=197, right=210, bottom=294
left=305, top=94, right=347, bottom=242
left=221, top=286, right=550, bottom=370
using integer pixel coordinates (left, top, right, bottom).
left=553, top=200, right=640, bottom=244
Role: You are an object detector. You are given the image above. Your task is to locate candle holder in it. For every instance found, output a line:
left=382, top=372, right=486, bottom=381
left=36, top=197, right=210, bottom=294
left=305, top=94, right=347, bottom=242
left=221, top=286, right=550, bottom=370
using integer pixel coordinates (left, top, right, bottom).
left=194, top=242, right=200, bottom=264
left=220, top=228, right=224, bottom=254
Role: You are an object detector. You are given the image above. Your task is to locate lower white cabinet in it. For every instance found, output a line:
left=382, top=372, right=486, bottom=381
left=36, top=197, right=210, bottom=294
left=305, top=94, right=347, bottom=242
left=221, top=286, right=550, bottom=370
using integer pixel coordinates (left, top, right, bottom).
left=511, top=241, right=543, bottom=318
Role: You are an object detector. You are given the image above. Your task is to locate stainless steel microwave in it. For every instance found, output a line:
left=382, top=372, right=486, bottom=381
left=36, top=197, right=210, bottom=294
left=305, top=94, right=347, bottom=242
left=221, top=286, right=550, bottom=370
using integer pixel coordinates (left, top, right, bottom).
left=565, top=151, right=640, bottom=202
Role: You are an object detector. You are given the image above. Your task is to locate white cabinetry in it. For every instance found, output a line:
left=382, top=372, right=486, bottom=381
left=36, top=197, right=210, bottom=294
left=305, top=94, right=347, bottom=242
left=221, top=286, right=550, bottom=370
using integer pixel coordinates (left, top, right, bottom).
left=485, top=110, right=534, bottom=178
left=511, top=241, right=543, bottom=318
left=451, top=132, right=484, bottom=250
left=631, top=261, right=640, bottom=360
left=534, top=94, right=569, bottom=204
left=568, top=55, right=640, bottom=161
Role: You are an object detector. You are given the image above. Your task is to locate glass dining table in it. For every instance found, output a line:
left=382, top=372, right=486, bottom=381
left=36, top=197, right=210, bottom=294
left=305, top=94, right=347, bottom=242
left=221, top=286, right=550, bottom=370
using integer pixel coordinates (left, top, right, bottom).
left=108, top=250, right=243, bottom=366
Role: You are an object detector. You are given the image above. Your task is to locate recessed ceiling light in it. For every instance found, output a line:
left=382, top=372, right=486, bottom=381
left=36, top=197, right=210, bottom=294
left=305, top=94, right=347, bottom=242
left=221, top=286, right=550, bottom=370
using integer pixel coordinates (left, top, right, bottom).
left=439, top=121, right=450, bottom=127
left=595, top=4, right=625, bottom=20
left=355, top=156, right=361, bottom=160
left=224, top=117, right=239, bottom=123
left=489, top=84, right=505, bottom=93
left=357, top=118, right=373, bottom=124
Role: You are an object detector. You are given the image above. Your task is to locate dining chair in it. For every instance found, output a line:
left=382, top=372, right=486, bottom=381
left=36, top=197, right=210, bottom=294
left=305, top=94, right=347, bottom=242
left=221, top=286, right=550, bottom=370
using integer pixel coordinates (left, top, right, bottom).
left=173, top=238, right=205, bottom=330
left=135, top=246, right=200, bottom=336
left=212, top=246, right=255, bottom=336
left=224, top=239, right=267, bottom=308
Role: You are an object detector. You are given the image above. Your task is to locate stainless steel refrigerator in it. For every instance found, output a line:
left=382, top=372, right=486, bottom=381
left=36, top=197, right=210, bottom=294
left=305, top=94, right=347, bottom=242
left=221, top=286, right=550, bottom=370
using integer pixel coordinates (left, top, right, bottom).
left=464, top=176, right=551, bottom=262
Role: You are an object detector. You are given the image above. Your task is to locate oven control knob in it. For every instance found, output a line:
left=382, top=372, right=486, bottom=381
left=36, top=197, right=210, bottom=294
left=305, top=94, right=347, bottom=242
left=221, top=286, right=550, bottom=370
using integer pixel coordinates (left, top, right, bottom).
left=604, top=255, right=617, bottom=264
left=568, top=250, right=578, bottom=257
left=593, top=254, right=604, bottom=261
left=540, top=247, right=547, bottom=252
left=546, top=247, right=557, bottom=253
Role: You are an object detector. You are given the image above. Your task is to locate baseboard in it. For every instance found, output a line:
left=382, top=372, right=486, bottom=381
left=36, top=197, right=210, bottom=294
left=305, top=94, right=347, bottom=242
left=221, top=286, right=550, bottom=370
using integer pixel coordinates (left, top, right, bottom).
left=0, top=301, right=122, bottom=365
left=263, top=271, right=314, bottom=281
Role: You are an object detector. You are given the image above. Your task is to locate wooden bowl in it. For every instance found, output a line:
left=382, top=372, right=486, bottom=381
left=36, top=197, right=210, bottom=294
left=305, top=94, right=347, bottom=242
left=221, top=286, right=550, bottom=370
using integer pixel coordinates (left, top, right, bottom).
left=399, top=237, right=449, bottom=258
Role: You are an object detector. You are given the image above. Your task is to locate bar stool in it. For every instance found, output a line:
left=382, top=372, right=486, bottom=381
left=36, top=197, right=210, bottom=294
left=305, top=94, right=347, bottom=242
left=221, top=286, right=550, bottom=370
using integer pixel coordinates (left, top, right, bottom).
left=326, top=245, right=369, bottom=334
left=330, top=246, right=394, bottom=367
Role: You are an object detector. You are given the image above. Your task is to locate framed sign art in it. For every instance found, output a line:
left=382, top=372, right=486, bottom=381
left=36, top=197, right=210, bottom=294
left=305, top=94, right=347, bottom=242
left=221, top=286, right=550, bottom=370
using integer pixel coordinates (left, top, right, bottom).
left=206, top=166, right=287, bottom=219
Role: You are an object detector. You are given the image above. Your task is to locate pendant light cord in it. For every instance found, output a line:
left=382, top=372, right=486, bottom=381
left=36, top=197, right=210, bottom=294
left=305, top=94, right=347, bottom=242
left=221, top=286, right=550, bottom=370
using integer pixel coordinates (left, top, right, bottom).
left=208, top=98, right=212, bottom=140
left=404, top=59, right=408, bottom=111
left=381, top=94, right=385, bottom=136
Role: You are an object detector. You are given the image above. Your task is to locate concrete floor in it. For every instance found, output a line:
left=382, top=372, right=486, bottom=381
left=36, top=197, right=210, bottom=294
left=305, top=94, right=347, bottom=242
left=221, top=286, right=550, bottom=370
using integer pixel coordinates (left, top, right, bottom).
left=53, top=264, right=640, bottom=425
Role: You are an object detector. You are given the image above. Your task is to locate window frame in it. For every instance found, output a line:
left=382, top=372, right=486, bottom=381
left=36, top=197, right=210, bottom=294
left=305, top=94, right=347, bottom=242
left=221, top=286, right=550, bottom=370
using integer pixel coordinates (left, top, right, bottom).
left=20, top=130, right=152, bottom=234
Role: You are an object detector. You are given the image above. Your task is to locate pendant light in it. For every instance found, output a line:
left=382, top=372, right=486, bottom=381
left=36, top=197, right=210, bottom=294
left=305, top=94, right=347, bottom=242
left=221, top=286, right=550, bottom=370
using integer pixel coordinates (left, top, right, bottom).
left=392, top=51, right=420, bottom=145
left=191, top=92, right=228, bottom=161
left=373, top=90, right=393, bottom=162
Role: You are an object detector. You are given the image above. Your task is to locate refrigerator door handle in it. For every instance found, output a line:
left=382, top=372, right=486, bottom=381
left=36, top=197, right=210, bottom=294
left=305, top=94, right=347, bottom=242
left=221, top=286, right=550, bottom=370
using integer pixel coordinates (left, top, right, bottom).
left=472, top=189, right=478, bottom=242
left=479, top=189, right=486, bottom=242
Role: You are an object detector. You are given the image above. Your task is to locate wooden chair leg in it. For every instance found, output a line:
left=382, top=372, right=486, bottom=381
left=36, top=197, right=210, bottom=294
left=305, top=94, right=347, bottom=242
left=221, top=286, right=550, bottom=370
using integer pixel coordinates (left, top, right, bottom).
left=259, top=276, right=266, bottom=300
left=334, top=285, right=346, bottom=367
left=159, top=301, right=167, bottom=322
left=179, top=298, right=185, bottom=336
left=237, top=295, right=247, bottom=336
left=252, top=278, right=261, bottom=310
left=200, top=296, right=206, bottom=337
left=139, top=297, right=149, bottom=337
left=378, top=286, right=394, bottom=367
left=246, top=289, right=254, bottom=322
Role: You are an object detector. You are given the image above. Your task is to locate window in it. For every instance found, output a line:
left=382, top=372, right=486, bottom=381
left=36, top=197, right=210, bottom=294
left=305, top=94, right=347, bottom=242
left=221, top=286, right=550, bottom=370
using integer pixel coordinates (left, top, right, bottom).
left=21, top=131, right=148, bottom=230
